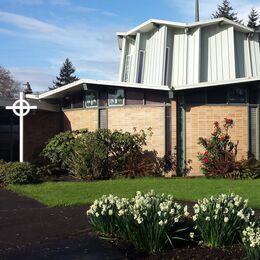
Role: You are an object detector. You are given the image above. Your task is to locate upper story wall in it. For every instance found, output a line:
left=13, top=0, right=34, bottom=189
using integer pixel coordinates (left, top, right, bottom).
left=119, top=22, right=260, bottom=88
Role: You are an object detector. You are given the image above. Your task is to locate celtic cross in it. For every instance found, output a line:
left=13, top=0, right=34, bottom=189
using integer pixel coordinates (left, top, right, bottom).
left=6, top=92, right=37, bottom=162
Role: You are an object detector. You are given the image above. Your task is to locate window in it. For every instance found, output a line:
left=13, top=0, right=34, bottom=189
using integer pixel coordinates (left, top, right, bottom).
left=184, top=89, right=206, bottom=104
left=164, top=47, right=170, bottom=85
left=108, top=88, right=124, bottom=106
left=207, top=88, right=227, bottom=104
left=137, top=50, right=145, bottom=83
left=248, top=87, right=258, bottom=104
left=85, top=91, right=98, bottom=107
left=228, top=87, right=247, bottom=103
left=124, top=55, right=132, bottom=82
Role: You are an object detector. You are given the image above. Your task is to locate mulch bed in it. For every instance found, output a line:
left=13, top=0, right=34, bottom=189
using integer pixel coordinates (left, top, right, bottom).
left=0, top=189, right=258, bottom=259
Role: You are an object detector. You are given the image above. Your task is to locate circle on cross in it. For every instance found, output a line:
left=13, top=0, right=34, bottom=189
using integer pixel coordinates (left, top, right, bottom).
left=6, top=92, right=37, bottom=117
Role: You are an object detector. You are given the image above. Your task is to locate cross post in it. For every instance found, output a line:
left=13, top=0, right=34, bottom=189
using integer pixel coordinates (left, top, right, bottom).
left=6, top=92, right=37, bottom=162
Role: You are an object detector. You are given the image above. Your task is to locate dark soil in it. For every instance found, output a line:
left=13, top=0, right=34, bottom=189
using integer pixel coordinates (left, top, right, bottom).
left=0, top=189, right=258, bottom=259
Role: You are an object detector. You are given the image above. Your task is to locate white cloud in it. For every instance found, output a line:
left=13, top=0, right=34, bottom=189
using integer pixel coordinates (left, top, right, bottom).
left=102, top=11, right=118, bottom=17
left=1, top=11, right=126, bottom=91
left=73, top=6, right=98, bottom=13
left=0, top=11, right=62, bottom=33
left=0, top=27, right=15, bottom=35
left=9, top=67, right=55, bottom=91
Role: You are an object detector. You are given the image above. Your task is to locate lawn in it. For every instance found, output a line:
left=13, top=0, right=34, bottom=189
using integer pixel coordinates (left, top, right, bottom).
left=8, top=177, right=260, bottom=208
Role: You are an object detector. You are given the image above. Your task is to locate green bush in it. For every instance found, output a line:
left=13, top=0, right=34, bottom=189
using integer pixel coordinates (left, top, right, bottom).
left=64, top=128, right=155, bottom=180
left=66, top=131, right=108, bottom=180
left=41, top=130, right=88, bottom=169
left=242, top=222, right=260, bottom=260
left=192, top=193, right=255, bottom=247
left=0, top=160, right=6, bottom=183
left=0, top=162, right=36, bottom=185
left=87, top=190, right=190, bottom=253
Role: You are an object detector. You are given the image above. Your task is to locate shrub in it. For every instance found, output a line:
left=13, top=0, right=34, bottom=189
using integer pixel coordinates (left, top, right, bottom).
left=166, top=147, right=192, bottom=176
left=192, top=193, right=255, bottom=247
left=235, top=158, right=260, bottom=179
left=65, top=131, right=108, bottom=180
left=42, top=130, right=87, bottom=169
left=65, top=128, right=156, bottom=180
left=87, top=190, right=189, bottom=253
left=0, top=160, right=6, bottom=183
left=0, top=162, right=36, bottom=185
left=97, top=128, right=151, bottom=177
left=242, top=222, right=260, bottom=260
left=198, top=118, right=239, bottom=178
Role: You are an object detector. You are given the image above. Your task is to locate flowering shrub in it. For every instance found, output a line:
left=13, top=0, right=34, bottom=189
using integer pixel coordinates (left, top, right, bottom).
left=87, top=190, right=189, bottom=253
left=192, top=193, right=255, bottom=247
left=242, top=222, right=260, bottom=260
left=198, top=118, right=239, bottom=178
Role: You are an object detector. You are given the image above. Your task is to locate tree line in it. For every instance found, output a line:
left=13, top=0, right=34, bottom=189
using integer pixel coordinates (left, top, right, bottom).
left=0, top=0, right=259, bottom=97
left=213, top=0, right=260, bottom=29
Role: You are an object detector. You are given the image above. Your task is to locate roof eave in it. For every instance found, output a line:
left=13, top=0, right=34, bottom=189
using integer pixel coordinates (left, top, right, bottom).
left=34, top=79, right=171, bottom=100
left=174, top=77, right=260, bottom=91
left=117, top=17, right=254, bottom=38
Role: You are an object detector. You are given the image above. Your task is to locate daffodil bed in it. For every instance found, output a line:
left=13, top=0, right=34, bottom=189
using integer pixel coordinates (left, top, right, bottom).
left=87, top=191, right=259, bottom=259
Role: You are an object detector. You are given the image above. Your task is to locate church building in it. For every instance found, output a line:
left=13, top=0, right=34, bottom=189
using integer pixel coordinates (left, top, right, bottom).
left=1, top=17, right=260, bottom=175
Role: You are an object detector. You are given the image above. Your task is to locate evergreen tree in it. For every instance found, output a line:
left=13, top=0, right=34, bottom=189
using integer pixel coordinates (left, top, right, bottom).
left=51, top=58, right=79, bottom=90
left=212, top=0, right=242, bottom=23
left=247, top=8, right=259, bottom=29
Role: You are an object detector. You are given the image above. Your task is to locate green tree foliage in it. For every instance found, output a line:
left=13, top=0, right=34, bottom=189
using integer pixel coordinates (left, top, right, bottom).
left=51, top=58, right=79, bottom=90
left=0, top=66, right=20, bottom=98
left=212, top=0, right=242, bottom=23
left=247, top=8, right=259, bottom=29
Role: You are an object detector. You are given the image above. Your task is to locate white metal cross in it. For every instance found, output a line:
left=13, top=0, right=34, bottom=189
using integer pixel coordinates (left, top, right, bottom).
left=6, top=92, right=37, bottom=162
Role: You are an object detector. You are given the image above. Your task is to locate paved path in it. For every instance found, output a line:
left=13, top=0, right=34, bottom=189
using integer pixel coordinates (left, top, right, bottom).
left=0, top=189, right=125, bottom=260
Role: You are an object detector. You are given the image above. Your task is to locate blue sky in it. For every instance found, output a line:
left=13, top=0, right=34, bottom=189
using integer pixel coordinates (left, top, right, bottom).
left=0, top=0, right=259, bottom=91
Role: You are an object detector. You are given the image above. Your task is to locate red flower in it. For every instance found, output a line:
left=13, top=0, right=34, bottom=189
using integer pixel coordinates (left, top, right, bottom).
left=203, top=157, right=209, bottom=164
left=220, top=136, right=225, bottom=141
left=204, top=151, right=208, bottom=156
left=214, top=121, right=219, bottom=126
left=224, top=118, right=233, bottom=124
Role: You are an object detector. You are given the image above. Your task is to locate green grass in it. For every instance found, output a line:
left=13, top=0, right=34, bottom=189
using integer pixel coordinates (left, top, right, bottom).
left=8, top=177, right=260, bottom=208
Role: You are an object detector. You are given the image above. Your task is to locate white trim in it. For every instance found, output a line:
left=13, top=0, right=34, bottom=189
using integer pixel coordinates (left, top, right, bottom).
left=27, top=79, right=171, bottom=100
left=117, top=18, right=254, bottom=38
left=174, top=77, right=260, bottom=91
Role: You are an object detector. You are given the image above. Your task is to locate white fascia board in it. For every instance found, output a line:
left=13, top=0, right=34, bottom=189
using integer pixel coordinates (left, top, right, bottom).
left=26, top=94, right=40, bottom=99
left=33, top=79, right=170, bottom=100
left=174, top=77, right=260, bottom=91
left=117, top=18, right=253, bottom=38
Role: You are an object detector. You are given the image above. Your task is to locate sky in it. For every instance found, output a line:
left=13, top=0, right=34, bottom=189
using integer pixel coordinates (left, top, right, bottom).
left=0, top=0, right=260, bottom=92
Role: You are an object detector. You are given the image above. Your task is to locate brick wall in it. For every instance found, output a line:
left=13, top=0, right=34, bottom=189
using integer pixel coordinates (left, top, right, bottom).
left=63, top=109, right=98, bottom=131
left=185, top=105, right=249, bottom=175
left=108, top=106, right=166, bottom=156
left=24, top=111, right=61, bottom=162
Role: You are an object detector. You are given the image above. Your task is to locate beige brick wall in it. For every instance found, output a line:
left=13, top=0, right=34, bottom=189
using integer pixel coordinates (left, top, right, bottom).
left=185, top=105, right=249, bottom=175
left=63, top=109, right=98, bottom=131
left=108, top=106, right=165, bottom=156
